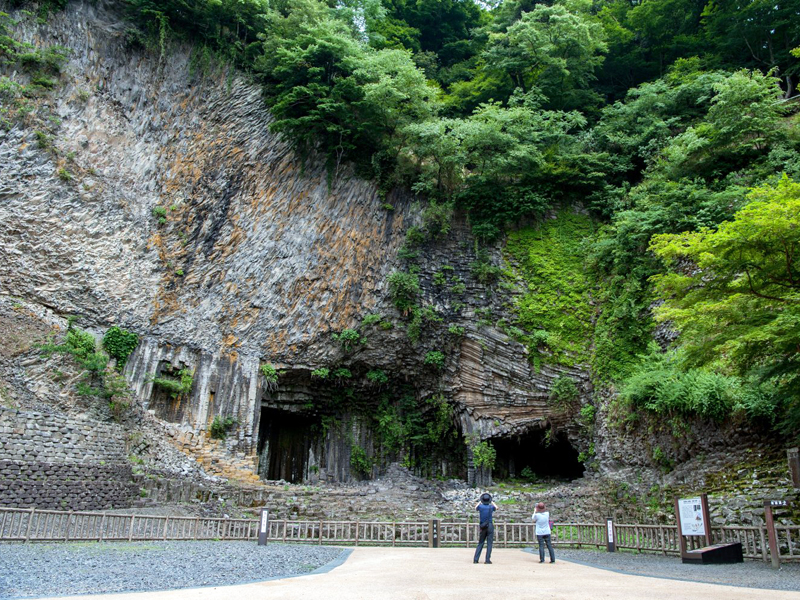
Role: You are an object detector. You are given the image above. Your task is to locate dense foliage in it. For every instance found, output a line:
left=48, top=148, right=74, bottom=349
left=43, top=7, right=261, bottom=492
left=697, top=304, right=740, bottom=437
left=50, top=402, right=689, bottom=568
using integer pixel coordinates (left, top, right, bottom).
left=40, top=320, right=133, bottom=420
left=116, top=0, right=800, bottom=439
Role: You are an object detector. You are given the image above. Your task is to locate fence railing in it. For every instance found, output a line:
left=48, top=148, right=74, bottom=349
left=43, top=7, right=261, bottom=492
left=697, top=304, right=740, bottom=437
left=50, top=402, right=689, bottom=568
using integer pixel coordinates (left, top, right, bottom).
left=1, top=507, right=797, bottom=562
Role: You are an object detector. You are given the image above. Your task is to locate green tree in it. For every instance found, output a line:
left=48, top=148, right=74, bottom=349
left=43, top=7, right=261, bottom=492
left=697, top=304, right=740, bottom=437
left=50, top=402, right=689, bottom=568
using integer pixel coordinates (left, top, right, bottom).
left=701, top=0, right=800, bottom=97
left=256, top=5, right=436, bottom=178
left=478, top=0, right=607, bottom=110
left=650, top=176, right=800, bottom=436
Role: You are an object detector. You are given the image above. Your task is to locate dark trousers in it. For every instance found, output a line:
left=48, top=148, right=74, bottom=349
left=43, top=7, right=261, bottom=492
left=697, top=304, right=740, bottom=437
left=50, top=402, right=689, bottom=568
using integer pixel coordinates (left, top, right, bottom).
left=474, top=525, right=494, bottom=562
left=537, top=534, right=555, bottom=562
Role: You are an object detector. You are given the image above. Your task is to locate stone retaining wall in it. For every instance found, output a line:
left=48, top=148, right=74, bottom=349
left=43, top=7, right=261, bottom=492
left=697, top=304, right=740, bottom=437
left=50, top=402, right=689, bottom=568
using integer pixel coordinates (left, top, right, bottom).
left=0, top=408, right=138, bottom=510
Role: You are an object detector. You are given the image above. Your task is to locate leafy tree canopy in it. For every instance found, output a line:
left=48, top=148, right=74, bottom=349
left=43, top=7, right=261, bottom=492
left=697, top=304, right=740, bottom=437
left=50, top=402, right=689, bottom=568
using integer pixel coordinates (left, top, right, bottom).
left=650, top=177, right=800, bottom=435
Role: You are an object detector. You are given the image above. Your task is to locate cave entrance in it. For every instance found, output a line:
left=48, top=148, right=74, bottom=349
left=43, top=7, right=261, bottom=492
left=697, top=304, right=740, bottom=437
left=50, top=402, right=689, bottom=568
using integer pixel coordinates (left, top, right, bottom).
left=492, top=428, right=584, bottom=481
left=257, top=408, right=316, bottom=483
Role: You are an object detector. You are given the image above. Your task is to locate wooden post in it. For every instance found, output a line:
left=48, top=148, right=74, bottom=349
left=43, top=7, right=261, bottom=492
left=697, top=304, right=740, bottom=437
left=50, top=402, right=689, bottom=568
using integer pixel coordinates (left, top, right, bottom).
left=319, top=520, right=323, bottom=545
left=128, top=515, right=136, bottom=542
left=194, top=517, right=199, bottom=540
left=65, top=512, right=73, bottom=542
left=674, top=498, right=688, bottom=558
left=99, top=513, right=106, bottom=542
left=764, top=502, right=781, bottom=569
left=163, top=517, right=169, bottom=541
left=788, top=448, right=800, bottom=488
left=24, top=508, right=35, bottom=543
left=355, top=521, right=359, bottom=546
left=701, top=494, right=712, bottom=547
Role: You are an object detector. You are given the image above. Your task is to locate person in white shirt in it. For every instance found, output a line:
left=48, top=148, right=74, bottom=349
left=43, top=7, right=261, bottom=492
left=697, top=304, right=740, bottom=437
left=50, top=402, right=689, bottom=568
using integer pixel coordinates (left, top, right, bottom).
left=532, top=501, right=555, bottom=563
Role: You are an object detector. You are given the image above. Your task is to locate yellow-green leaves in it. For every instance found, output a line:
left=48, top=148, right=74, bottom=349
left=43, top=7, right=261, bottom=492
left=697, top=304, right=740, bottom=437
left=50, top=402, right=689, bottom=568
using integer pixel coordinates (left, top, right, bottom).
left=650, top=176, right=800, bottom=373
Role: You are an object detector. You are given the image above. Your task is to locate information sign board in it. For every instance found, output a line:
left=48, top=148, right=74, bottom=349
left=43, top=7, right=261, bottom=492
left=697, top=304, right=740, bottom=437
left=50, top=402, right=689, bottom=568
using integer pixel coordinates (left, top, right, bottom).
left=678, top=497, right=706, bottom=536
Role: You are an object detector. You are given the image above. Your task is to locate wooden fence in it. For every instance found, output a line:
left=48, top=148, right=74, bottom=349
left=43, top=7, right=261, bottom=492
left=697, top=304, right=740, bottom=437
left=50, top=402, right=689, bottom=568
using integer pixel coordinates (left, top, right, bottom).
left=1, top=507, right=797, bottom=562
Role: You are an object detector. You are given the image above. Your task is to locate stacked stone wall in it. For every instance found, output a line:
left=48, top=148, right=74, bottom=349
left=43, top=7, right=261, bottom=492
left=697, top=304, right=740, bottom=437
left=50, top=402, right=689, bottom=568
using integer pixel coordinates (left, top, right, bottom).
left=0, top=408, right=138, bottom=510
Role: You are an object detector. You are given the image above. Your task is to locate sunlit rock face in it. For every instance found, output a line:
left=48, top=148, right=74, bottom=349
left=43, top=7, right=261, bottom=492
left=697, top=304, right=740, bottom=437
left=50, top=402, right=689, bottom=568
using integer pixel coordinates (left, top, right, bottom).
left=1, top=1, right=590, bottom=481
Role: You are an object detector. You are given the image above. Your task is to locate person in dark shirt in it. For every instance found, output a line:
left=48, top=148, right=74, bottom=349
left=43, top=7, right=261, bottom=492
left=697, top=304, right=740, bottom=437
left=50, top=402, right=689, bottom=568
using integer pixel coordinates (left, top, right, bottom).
left=473, top=492, right=498, bottom=564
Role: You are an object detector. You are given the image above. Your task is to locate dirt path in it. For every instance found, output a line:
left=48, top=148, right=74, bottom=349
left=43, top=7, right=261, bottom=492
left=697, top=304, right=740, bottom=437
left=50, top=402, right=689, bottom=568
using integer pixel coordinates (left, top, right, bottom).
left=35, top=547, right=800, bottom=600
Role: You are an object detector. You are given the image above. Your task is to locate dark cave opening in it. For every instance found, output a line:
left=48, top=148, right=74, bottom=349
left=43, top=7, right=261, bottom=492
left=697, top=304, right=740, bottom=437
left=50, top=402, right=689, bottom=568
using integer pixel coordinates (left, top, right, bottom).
left=257, top=407, right=317, bottom=483
left=492, top=428, right=584, bottom=481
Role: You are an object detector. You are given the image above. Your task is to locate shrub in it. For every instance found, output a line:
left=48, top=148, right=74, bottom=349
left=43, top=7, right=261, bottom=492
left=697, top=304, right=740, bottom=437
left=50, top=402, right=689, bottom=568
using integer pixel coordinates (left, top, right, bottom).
left=620, top=351, right=745, bottom=422
left=102, top=326, right=139, bottom=368
left=333, top=329, right=360, bottom=352
left=311, top=367, right=330, bottom=379
left=361, top=314, right=382, bottom=326
left=471, top=440, right=496, bottom=470
left=152, top=206, right=167, bottom=224
left=424, top=351, right=445, bottom=370
left=579, top=404, right=596, bottom=427
left=406, top=308, right=422, bottom=343
left=448, top=324, right=465, bottom=336
left=64, top=327, right=97, bottom=360
left=152, top=367, right=193, bottom=398
left=549, top=375, right=579, bottom=411
left=388, top=271, right=419, bottom=313
left=332, top=368, right=352, bottom=379
left=470, top=249, right=502, bottom=285
left=422, top=200, right=454, bottom=238
left=34, top=130, right=50, bottom=149
left=260, top=363, right=279, bottom=391
left=366, top=369, right=388, bottom=385
left=420, top=306, right=443, bottom=322
left=209, top=415, right=237, bottom=440
left=350, top=445, right=373, bottom=477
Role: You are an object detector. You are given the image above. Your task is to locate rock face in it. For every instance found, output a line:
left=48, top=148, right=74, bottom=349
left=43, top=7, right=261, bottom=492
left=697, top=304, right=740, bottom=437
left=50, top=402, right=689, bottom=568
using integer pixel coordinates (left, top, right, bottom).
left=0, top=1, right=582, bottom=484
left=0, top=407, right=138, bottom=510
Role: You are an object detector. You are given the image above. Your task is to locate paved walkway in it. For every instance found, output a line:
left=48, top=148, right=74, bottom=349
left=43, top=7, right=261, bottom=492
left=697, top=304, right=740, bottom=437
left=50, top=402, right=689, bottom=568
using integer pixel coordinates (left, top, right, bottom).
left=38, top=548, right=800, bottom=600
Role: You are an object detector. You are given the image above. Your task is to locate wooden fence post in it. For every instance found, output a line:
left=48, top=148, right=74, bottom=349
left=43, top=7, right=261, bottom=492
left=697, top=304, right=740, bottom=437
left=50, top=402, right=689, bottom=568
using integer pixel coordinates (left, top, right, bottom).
left=65, top=512, right=73, bottom=542
left=128, top=515, right=135, bottom=542
left=764, top=502, right=781, bottom=569
left=99, top=513, right=106, bottom=542
left=24, top=508, right=35, bottom=543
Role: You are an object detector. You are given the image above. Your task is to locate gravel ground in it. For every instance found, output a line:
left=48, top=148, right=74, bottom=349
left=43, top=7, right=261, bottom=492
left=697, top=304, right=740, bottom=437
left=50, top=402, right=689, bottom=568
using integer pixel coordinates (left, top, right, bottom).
left=2, top=543, right=798, bottom=598
left=0, top=541, right=346, bottom=598
left=550, top=548, right=800, bottom=592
